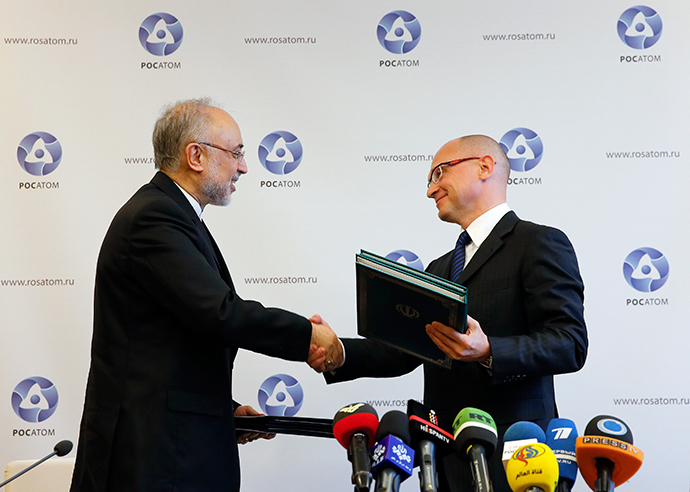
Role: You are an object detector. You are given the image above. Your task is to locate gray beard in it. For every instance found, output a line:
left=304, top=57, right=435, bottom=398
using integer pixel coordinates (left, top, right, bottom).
left=201, top=164, right=235, bottom=207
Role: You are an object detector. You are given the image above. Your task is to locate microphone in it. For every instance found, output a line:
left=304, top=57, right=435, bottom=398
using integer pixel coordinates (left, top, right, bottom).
left=505, top=442, right=559, bottom=492
left=452, top=407, right=498, bottom=492
left=407, top=399, right=454, bottom=492
left=371, top=410, right=415, bottom=492
left=0, top=440, right=73, bottom=488
left=545, top=419, right=578, bottom=492
left=333, top=403, right=380, bottom=492
left=575, top=415, right=644, bottom=492
left=501, top=421, right=546, bottom=470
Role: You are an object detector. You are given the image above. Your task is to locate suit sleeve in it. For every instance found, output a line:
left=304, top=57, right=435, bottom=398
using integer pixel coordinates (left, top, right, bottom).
left=488, top=227, right=588, bottom=382
left=111, top=197, right=311, bottom=361
left=325, top=338, right=422, bottom=384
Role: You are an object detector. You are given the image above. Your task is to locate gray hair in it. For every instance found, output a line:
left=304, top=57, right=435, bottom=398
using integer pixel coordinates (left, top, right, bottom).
left=152, top=98, right=217, bottom=171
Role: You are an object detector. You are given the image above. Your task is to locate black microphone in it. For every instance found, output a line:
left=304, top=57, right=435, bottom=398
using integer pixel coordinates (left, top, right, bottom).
left=0, top=440, right=73, bottom=488
left=407, top=399, right=454, bottom=492
left=372, top=410, right=416, bottom=492
left=333, top=403, right=380, bottom=492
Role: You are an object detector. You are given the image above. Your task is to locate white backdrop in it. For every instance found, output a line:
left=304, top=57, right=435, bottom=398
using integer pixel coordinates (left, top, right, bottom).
left=1, top=1, right=688, bottom=490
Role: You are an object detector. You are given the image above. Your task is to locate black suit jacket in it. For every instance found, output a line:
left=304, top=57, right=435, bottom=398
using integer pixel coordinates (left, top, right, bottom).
left=326, top=211, right=587, bottom=492
left=70, top=172, right=312, bottom=492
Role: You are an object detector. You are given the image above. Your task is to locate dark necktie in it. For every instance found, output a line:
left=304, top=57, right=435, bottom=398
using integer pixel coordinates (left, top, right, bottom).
left=450, top=231, right=472, bottom=283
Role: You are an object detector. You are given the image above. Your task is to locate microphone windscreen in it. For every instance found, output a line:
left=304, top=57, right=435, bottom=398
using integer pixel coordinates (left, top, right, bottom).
left=333, top=403, right=379, bottom=448
left=376, top=410, right=411, bottom=444
left=575, top=435, right=643, bottom=489
left=577, top=414, right=642, bottom=490
left=584, top=415, right=633, bottom=444
left=505, top=443, right=559, bottom=492
left=407, top=399, right=454, bottom=451
left=54, top=440, right=73, bottom=457
left=502, top=421, right=545, bottom=469
left=545, top=418, right=578, bottom=485
left=452, top=407, right=498, bottom=459
left=504, top=421, right=546, bottom=443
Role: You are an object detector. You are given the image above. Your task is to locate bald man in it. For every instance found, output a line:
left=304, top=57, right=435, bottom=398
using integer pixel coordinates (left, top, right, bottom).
left=70, top=99, right=340, bottom=492
left=324, top=135, right=587, bottom=492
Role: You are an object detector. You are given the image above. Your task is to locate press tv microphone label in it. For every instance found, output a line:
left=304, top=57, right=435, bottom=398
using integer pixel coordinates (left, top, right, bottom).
left=581, top=436, right=640, bottom=453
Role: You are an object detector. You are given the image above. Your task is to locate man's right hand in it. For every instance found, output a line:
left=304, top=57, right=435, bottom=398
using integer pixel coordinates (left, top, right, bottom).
left=308, top=314, right=343, bottom=373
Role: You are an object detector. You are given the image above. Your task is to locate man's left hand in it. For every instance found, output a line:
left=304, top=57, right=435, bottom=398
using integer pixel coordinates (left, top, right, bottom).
left=234, top=405, right=276, bottom=444
left=426, top=315, right=491, bottom=362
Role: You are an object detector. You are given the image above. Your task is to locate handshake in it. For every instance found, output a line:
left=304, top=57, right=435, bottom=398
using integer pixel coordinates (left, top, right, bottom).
left=308, top=314, right=344, bottom=373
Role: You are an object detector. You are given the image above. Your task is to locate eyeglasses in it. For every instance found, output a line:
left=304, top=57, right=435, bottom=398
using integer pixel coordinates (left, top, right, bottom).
left=196, top=141, right=245, bottom=161
left=427, top=157, right=480, bottom=188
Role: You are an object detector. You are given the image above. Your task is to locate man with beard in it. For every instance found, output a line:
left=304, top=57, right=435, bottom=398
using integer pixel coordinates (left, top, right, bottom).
left=70, top=99, right=341, bottom=492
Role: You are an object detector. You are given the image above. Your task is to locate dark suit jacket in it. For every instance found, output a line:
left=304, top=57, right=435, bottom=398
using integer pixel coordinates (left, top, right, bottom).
left=326, top=211, right=587, bottom=492
left=70, top=172, right=312, bottom=492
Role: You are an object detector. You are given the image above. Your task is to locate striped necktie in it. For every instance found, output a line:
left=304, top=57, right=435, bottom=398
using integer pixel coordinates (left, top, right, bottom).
left=450, top=231, right=472, bottom=283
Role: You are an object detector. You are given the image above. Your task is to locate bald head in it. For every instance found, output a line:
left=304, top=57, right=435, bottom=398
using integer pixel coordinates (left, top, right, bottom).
left=453, top=135, right=510, bottom=183
left=426, top=134, right=510, bottom=228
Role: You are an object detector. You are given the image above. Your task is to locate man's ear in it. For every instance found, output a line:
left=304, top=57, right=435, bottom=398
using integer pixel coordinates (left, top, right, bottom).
left=184, top=142, right=205, bottom=173
left=477, top=155, right=495, bottom=180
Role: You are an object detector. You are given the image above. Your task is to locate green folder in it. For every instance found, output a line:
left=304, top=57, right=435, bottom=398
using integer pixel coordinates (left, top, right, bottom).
left=355, top=250, right=468, bottom=369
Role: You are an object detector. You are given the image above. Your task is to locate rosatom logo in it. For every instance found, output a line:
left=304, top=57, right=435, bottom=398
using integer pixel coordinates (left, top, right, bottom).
left=139, top=13, right=183, bottom=56
left=623, top=247, right=669, bottom=292
left=17, top=132, right=62, bottom=176
left=258, top=374, right=303, bottom=416
left=385, top=250, right=424, bottom=271
left=499, top=128, right=543, bottom=172
left=597, top=418, right=628, bottom=436
left=377, top=11, right=421, bottom=54
left=11, top=377, right=59, bottom=423
left=617, top=6, right=662, bottom=50
left=258, top=131, right=303, bottom=175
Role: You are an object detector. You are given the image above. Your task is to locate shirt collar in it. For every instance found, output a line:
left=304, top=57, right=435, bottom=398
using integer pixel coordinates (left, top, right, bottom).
left=173, top=182, right=203, bottom=218
left=464, top=203, right=511, bottom=248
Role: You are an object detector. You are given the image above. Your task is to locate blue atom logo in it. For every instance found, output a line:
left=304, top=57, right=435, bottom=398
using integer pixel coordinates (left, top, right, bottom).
left=377, top=11, right=422, bottom=54
left=11, top=377, right=59, bottom=423
left=617, top=6, right=662, bottom=50
left=623, top=247, right=669, bottom=292
left=139, top=13, right=184, bottom=56
left=499, top=128, right=544, bottom=172
left=258, top=131, right=303, bottom=175
left=385, top=250, right=424, bottom=271
left=17, top=132, right=62, bottom=176
left=258, top=374, right=304, bottom=417
left=597, top=418, right=629, bottom=436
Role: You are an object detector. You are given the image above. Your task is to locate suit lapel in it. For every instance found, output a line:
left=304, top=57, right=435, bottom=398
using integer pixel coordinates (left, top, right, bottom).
left=455, top=211, right=519, bottom=284
left=150, top=172, right=235, bottom=290
left=200, top=221, right=234, bottom=289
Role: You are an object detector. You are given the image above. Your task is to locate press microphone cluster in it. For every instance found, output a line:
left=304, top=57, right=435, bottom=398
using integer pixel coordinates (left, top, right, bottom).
left=333, top=400, right=457, bottom=492
left=333, top=402, right=644, bottom=492
left=503, top=414, right=644, bottom=492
